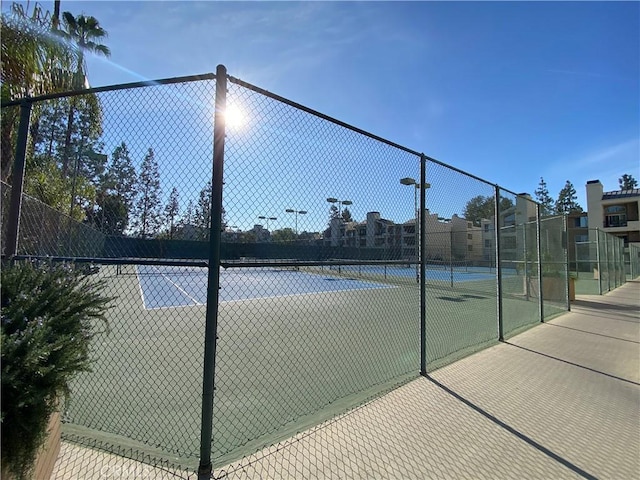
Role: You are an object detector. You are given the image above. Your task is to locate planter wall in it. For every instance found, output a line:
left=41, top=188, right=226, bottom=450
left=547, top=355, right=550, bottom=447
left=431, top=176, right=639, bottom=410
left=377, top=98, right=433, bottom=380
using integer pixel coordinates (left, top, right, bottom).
left=0, top=411, right=60, bottom=480
left=33, top=411, right=61, bottom=480
left=542, top=276, right=566, bottom=303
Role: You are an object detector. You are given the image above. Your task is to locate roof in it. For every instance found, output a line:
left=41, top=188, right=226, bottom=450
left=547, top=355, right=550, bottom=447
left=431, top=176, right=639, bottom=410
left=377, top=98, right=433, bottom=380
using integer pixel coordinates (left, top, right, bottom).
left=602, top=188, right=640, bottom=200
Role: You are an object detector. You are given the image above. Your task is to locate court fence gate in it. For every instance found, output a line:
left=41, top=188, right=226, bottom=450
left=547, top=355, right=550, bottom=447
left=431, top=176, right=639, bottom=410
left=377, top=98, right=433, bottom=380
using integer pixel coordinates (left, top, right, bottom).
left=1, top=65, right=633, bottom=479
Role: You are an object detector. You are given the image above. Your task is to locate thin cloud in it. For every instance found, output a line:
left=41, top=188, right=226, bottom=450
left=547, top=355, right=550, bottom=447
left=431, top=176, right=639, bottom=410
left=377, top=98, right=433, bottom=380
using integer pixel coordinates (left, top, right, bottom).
left=542, top=137, right=640, bottom=206
left=547, top=69, right=636, bottom=83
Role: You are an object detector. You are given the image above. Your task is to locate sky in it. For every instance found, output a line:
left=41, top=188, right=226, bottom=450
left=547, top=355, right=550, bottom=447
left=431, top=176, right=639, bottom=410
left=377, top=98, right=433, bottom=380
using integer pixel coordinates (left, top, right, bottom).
left=4, top=0, right=639, bottom=231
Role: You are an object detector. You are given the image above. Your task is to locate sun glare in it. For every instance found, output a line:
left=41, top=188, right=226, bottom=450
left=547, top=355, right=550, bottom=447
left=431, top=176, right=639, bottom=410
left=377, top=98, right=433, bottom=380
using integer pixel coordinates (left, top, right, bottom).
left=224, top=105, right=245, bottom=128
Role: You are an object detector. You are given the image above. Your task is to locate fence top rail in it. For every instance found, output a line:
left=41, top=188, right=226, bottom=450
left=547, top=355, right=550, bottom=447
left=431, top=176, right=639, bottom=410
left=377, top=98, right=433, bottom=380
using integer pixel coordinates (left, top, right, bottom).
left=1, top=65, right=535, bottom=203
left=227, top=74, right=422, bottom=159
left=3, top=255, right=209, bottom=267
left=0, top=73, right=216, bottom=107
left=221, top=259, right=418, bottom=269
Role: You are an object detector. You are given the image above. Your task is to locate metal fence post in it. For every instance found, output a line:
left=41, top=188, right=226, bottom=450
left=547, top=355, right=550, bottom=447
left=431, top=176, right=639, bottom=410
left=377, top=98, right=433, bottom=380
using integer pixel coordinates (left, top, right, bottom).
left=523, top=214, right=529, bottom=301
left=563, top=215, right=570, bottom=311
left=419, top=153, right=427, bottom=375
left=494, top=186, right=504, bottom=341
left=536, top=205, right=544, bottom=322
left=198, top=64, right=227, bottom=479
left=595, top=228, right=602, bottom=295
left=604, top=233, right=610, bottom=293
left=4, top=99, right=32, bottom=257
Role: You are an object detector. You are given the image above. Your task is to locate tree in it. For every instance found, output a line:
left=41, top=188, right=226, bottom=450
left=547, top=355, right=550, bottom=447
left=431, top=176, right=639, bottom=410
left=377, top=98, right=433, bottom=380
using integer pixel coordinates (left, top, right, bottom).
left=87, top=193, right=128, bottom=235
left=619, top=174, right=638, bottom=190
left=103, top=142, right=137, bottom=210
left=328, top=204, right=339, bottom=226
left=342, top=207, right=353, bottom=223
left=0, top=2, right=75, bottom=100
left=133, top=148, right=162, bottom=237
left=59, top=12, right=110, bottom=177
left=534, top=177, right=555, bottom=216
left=173, top=200, right=194, bottom=240
left=272, top=228, right=296, bottom=244
left=0, top=2, right=76, bottom=180
left=555, top=180, right=582, bottom=214
left=164, top=187, right=180, bottom=240
left=194, top=181, right=212, bottom=240
left=24, top=160, right=93, bottom=221
left=463, top=195, right=514, bottom=226
left=463, top=196, right=493, bottom=226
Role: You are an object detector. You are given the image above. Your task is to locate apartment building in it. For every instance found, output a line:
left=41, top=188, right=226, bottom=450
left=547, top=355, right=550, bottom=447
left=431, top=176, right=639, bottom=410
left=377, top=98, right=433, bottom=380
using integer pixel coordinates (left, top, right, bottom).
left=586, top=180, right=640, bottom=247
left=481, top=194, right=538, bottom=267
left=324, top=209, right=485, bottom=265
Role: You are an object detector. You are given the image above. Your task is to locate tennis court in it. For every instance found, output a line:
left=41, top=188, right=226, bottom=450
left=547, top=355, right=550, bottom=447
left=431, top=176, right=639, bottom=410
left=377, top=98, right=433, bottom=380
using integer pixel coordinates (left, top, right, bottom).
left=136, top=264, right=396, bottom=309
left=323, top=264, right=500, bottom=281
left=136, top=263, right=502, bottom=309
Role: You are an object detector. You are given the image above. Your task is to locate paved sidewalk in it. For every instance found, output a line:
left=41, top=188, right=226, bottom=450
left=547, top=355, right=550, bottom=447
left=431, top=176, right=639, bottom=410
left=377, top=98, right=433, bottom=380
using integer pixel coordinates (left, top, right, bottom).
left=213, top=281, right=640, bottom=479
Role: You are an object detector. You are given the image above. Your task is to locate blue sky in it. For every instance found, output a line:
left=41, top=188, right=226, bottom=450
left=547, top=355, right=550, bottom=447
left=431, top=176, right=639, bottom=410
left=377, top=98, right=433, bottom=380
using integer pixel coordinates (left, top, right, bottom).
left=6, top=0, right=639, bottom=231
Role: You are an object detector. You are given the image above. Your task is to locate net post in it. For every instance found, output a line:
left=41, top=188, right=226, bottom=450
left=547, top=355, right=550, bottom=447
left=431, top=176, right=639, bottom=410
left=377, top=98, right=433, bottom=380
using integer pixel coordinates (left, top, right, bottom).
left=419, top=153, right=427, bottom=376
left=5, top=99, right=32, bottom=257
left=536, top=204, right=544, bottom=322
left=198, top=64, right=227, bottom=480
left=494, top=186, right=504, bottom=342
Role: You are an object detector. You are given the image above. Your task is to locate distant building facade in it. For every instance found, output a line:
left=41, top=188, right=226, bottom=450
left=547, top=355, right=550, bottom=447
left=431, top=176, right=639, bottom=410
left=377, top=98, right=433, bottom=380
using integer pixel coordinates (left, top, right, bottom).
left=323, top=209, right=485, bottom=265
left=586, top=180, right=640, bottom=247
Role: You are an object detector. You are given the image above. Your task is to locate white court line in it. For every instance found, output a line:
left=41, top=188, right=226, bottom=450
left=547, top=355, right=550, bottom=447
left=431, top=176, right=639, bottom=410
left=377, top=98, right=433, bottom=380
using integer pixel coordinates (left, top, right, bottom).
left=141, top=266, right=398, bottom=310
left=219, top=284, right=397, bottom=306
left=144, top=284, right=398, bottom=310
left=151, top=265, right=204, bottom=307
left=134, top=265, right=148, bottom=309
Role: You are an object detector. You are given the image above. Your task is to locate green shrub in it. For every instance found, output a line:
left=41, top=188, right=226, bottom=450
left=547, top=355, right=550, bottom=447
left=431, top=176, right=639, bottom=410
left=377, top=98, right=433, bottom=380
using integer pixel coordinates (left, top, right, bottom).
left=1, top=260, right=111, bottom=479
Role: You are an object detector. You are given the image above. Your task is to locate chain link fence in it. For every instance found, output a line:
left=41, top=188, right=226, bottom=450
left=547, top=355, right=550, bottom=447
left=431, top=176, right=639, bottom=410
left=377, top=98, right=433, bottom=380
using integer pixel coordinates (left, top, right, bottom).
left=627, top=243, right=640, bottom=280
left=1, top=66, right=631, bottom=479
left=568, top=228, right=634, bottom=295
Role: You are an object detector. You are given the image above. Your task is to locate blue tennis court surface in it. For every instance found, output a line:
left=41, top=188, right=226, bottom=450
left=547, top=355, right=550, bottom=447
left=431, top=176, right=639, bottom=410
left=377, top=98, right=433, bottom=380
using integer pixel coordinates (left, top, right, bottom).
left=136, top=265, right=395, bottom=309
left=330, top=265, right=500, bottom=282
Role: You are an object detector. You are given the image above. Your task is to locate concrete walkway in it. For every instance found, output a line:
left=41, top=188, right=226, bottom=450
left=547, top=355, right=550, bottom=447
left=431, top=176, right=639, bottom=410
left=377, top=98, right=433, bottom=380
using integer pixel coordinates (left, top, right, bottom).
left=213, top=281, right=640, bottom=479
left=52, top=281, right=640, bottom=479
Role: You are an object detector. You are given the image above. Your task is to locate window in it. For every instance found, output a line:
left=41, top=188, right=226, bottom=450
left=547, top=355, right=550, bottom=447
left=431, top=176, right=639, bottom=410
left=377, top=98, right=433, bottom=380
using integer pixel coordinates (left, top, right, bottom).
left=604, top=205, right=627, bottom=227
left=484, top=224, right=491, bottom=232
left=574, top=234, right=588, bottom=243
left=574, top=216, right=588, bottom=228
left=503, top=213, right=515, bottom=227
left=467, top=234, right=473, bottom=240
left=468, top=245, right=473, bottom=251
left=485, top=240, right=491, bottom=248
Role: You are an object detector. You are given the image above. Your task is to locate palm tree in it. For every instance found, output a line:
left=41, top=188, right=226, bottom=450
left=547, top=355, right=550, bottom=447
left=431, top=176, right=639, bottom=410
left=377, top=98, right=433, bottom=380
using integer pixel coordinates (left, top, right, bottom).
left=52, top=0, right=61, bottom=30
left=61, top=12, right=110, bottom=88
left=0, top=2, right=75, bottom=180
left=59, top=12, right=110, bottom=177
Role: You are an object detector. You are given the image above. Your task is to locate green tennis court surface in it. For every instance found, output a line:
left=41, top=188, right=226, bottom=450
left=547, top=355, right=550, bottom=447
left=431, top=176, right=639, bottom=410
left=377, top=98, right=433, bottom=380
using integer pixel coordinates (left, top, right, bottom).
left=64, top=264, right=544, bottom=469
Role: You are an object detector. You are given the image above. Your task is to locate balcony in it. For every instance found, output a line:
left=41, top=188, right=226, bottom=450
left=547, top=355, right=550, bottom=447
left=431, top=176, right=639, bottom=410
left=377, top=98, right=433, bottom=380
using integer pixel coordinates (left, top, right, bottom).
left=604, top=219, right=640, bottom=231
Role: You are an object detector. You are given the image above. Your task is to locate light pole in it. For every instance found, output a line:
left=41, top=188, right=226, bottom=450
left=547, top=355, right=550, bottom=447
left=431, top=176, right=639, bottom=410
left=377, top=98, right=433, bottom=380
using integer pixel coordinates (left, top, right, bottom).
left=400, top=178, right=431, bottom=282
left=285, top=208, right=307, bottom=235
left=326, top=198, right=353, bottom=247
left=257, top=215, right=277, bottom=231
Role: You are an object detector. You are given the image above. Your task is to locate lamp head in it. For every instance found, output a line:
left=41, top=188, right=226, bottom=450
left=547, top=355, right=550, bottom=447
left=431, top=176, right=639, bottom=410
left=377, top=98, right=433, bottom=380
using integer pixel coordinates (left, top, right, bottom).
left=400, top=177, right=417, bottom=186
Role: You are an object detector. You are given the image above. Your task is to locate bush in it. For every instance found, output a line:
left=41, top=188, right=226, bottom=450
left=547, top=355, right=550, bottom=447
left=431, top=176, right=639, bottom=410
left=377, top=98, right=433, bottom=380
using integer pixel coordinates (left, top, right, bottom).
left=1, top=260, right=111, bottom=479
